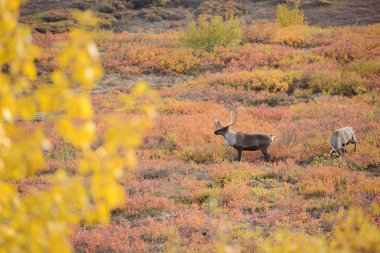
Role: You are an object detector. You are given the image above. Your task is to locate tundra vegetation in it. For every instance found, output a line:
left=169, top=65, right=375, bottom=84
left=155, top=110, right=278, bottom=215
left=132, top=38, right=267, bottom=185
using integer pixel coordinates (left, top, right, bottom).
left=2, top=0, right=380, bottom=252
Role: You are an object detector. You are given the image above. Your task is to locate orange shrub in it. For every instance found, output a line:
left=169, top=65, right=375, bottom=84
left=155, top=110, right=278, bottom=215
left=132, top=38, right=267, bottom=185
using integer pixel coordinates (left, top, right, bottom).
left=245, top=21, right=279, bottom=43
left=103, top=41, right=211, bottom=74
left=217, top=44, right=297, bottom=71
left=298, top=167, right=378, bottom=200
left=314, top=24, right=380, bottom=63
left=271, top=25, right=333, bottom=48
left=157, top=48, right=202, bottom=74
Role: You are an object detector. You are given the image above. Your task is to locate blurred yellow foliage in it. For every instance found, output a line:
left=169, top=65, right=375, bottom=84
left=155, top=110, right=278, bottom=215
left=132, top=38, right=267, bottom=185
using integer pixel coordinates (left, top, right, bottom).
left=0, top=1, right=156, bottom=252
left=261, top=207, right=380, bottom=253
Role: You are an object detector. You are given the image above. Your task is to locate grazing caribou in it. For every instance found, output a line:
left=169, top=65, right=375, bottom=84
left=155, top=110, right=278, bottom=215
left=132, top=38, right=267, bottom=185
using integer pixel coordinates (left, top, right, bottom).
left=328, top=126, right=357, bottom=157
left=214, top=105, right=276, bottom=162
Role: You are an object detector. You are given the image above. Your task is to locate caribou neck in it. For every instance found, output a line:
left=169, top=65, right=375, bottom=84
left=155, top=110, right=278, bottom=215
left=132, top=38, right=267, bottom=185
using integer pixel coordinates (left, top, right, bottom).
left=223, top=129, right=237, bottom=146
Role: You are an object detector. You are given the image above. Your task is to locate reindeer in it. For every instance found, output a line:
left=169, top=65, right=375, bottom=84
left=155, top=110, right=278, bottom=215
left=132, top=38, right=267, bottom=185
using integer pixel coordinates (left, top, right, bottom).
left=214, top=105, right=276, bottom=162
left=328, top=126, right=357, bottom=157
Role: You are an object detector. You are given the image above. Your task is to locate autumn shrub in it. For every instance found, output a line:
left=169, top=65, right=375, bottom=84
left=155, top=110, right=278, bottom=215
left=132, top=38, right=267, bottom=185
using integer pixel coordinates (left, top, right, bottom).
left=125, top=0, right=173, bottom=8
left=271, top=25, right=333, bottom=48
left=177, top=144, right=232, bottom=164
left=21, top=9, right=117, bottom=33
left=189, top=69, right=302, bottom=92
left=139, top=7, right=187, bottom=21
left=246, top=21, right=332, bottom=48
left=158, top=99, right=219, bottom=115
left=103, top=42, right=206, bottom=74
left=196, top=0, right=245, bottom=19
left=276, top=0, right=305, bottom=27
left=71, top=219, right=178, bottom=252
left=217, top=44, right=297, bottom=71
left=182, top=15, right=241, bottom=52
left=162, top=134, right=177, bottom=153
left=105, top=44, right=151, bottom=73
left=98, top=3, right=115, bottom=14
left=128, top=30, right=181, bottom=47
left=297, top=167, right=380, bottom=207
left=24, top=10, right=77, bottom=33
left=347, top=59, right=380, bottom=77
left=157, top=48, right=202, bottom=74
left=314, top=24, right=380, bottom=63
left=305, top=71, right=366, bottom=96
left=244, top=21, right=278, bottom=43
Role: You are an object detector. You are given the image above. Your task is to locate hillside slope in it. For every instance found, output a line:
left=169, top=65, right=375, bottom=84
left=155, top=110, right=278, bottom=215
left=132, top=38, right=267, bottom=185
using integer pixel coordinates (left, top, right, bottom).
left=21, top=0, right=380, bottom=32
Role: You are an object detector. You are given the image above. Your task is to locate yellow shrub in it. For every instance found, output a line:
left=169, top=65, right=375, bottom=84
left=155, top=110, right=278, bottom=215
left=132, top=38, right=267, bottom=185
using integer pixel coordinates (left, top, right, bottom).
left=245, top=21, right=333, bottom=48
left=330, top=208, right=380, bottom=252
left=276, top=0, right=304, bottom=27
left=158, top=48, right=202, bottom=74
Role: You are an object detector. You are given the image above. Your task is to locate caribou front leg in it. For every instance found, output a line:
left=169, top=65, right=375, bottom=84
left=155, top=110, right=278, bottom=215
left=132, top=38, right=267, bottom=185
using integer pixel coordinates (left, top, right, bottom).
left=236, top=149, right=243, bottom=162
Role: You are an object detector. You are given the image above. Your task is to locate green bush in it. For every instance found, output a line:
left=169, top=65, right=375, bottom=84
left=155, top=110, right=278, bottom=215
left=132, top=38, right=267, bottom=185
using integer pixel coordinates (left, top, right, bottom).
left=277, top=0, right=305, bottom=27
left=182, top=15, right=242, bottom=52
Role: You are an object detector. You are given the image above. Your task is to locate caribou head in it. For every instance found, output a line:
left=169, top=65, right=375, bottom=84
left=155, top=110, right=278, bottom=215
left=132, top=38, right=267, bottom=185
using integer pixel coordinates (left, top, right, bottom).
left=214, top=105, right=245, bottom=136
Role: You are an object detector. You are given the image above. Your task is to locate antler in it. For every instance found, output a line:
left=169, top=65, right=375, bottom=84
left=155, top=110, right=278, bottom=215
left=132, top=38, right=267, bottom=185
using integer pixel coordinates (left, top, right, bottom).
left=325, top=139, right=336, bottom=152
left=214, top=119, right=223, bottom=129
left=214, top=104, right=246, bottom=128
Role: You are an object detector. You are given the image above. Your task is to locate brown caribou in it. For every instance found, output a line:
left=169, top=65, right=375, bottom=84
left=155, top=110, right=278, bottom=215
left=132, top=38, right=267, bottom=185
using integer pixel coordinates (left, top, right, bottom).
left=214, top=105, right=276, bottom=162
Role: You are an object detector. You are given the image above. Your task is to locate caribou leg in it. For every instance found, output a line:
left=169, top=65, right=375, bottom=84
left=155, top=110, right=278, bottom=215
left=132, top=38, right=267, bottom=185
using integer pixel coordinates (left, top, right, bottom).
left=261, top=148, right=271, bottom=162
left=237, top=149, right=243, bottom=162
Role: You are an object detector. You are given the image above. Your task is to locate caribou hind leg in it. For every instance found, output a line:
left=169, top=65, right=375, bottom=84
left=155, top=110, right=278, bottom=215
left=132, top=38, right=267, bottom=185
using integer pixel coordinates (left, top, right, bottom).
left=261, top=148, right=271, bottom=162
